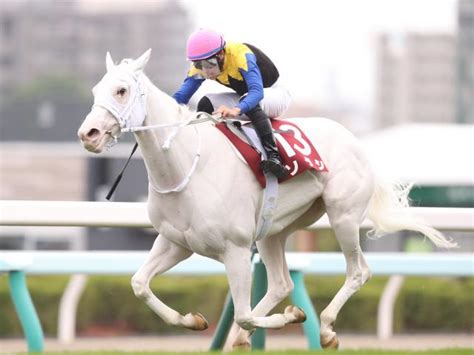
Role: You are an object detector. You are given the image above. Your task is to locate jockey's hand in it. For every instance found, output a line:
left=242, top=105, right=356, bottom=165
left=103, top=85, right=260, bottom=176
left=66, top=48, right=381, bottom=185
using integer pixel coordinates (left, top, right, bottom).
left=215, top=106, right=241, bottom=118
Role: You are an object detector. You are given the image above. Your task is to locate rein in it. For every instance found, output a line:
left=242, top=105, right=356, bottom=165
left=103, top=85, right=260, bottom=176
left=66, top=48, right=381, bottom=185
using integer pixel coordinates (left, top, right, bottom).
left=122, top=112, right=222, bottom=151
left=121, top=112, right=222, bottom=133
left=128, top=112, right=222, bottom=195
left=99, top=74, right=221, bottom=198
left=95, top=66, right=224, bottom=198
left=105, top=113, right=219, bottom=199
left=149, top=125, right=202, bottom=194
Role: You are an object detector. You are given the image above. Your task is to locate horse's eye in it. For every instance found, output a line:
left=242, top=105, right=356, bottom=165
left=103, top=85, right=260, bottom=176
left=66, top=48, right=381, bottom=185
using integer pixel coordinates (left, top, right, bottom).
left=117, top=88, right=126, bottom=96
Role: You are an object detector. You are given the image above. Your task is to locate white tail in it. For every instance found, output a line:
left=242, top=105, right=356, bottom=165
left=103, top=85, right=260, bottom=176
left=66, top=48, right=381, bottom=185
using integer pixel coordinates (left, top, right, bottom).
left=367, top=179, right=457, bottom=248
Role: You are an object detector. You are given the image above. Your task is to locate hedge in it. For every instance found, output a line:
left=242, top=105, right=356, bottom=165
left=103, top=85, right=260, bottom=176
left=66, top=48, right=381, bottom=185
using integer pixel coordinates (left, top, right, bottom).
left=0, top=274, right=473, bottom=337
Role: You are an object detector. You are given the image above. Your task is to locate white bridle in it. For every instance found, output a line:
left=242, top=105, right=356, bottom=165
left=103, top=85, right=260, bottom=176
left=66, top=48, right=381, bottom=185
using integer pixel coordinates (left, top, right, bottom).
left=92, top=67, right=220, bottom=194
left=93, top=69, right=148, bottom=135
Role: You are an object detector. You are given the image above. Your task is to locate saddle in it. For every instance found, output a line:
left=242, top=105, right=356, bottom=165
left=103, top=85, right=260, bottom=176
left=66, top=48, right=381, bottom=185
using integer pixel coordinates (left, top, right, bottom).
left=216, top=118, right=328, bottom=187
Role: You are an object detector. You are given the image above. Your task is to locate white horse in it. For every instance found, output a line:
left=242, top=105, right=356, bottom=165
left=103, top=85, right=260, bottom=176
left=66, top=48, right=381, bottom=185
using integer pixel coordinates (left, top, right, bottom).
left=77, top=49, right=456, bottom=349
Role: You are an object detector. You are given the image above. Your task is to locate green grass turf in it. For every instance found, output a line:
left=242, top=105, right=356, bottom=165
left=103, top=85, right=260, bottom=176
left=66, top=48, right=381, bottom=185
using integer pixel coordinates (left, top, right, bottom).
left=9, top=349, right=472, bottom=355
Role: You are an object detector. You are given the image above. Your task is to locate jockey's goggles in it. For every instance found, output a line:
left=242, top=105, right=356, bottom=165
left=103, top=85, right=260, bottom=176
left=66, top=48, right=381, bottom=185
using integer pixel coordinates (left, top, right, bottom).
left=193, top=56, right=219, bottom=70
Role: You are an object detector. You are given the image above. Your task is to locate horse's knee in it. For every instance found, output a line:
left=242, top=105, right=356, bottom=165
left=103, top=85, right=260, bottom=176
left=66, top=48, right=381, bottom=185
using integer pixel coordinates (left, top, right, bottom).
left=362, top=268, right=372, bottom=284
left=235, top=314, right=254, bottom=331
left=346, top=271, right=366, bottom=292
left=131, top=275, right=149, bottom=300
left=286, top=279, right=295, bottom=295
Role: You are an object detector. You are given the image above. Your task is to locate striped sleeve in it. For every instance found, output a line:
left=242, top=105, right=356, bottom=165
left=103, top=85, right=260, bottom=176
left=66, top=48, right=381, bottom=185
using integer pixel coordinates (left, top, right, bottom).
left=237, top=53, right=264, bottom=114
left=172, top=75, right=204, bottom=105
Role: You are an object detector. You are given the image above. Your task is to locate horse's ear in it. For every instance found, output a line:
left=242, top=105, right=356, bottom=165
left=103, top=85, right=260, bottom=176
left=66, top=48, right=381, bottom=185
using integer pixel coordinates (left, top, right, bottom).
left=132, top=48, right=152, bottom=72
left=106, top=51, right=115, bottom=72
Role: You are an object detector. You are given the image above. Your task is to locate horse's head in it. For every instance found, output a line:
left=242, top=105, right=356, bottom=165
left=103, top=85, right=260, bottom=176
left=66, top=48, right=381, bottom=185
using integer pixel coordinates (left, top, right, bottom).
left=78, top=49, right=151, bottom=153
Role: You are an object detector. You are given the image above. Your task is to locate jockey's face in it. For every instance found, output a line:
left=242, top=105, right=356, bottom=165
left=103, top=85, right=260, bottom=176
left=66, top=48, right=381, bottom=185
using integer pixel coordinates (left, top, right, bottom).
left=202, top=64, right=220, bottom=80
left=194, top=57, right=220, bottom=80
left=194, top=51, right=224, bottom=80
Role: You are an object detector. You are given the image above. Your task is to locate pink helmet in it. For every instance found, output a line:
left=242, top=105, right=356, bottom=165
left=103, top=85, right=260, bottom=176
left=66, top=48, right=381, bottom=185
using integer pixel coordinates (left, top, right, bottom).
left=186, top=29, right=225, bottom=61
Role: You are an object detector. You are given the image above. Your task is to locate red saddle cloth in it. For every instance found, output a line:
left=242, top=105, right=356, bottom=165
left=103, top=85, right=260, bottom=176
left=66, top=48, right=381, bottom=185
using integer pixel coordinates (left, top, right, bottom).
left=216, top=119, right=328, bottom=187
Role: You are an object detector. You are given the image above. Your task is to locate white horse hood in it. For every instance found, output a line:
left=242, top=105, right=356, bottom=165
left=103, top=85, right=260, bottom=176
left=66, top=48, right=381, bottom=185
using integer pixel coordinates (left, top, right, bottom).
left=93, top=50, right=151, bottom=130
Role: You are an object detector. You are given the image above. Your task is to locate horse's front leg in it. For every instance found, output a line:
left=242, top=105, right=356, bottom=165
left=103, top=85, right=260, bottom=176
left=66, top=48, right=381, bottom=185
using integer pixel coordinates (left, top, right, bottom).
left=229, top=233, right=305, bottom=349
left=224, top=245, right=305, bottom=333
left=131, top=235, right=208, bottom=330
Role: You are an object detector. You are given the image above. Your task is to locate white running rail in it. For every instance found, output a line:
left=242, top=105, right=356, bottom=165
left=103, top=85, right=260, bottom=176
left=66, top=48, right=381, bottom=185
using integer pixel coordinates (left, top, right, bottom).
left=1, top=200, right=473, bottom=343
left=0, top=200, right=473, bottom=231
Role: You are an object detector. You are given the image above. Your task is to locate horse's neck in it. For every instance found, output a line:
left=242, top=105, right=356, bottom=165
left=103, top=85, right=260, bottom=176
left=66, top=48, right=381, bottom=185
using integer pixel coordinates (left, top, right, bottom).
left=134, top=78, right=197, bottom=191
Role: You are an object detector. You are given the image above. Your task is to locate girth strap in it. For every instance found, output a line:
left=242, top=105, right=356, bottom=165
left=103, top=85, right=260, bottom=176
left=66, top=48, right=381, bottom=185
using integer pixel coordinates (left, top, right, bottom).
left=225, top=119, right=278, bottom=241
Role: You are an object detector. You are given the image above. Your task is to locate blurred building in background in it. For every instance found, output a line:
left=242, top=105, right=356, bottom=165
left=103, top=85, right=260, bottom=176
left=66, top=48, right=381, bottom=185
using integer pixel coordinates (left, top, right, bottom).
left=374, top=33, right=456, bottom=127
left=375, top=0, right=473, bottom=127
left=0, top=0, right=192, bottom=251
left=0, top=0, right=190, bottom=103
left=363, top=0, right=474, bottom=254
left=456, top=0, right=474, bottom=123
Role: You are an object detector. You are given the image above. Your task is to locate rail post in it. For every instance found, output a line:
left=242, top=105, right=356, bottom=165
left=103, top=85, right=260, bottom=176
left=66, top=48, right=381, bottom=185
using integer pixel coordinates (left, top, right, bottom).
left=289, top=270, right=321, bottom=349
left=251, top=259, right=268, bottom=349
left=8, top=271, right=44, bottom=353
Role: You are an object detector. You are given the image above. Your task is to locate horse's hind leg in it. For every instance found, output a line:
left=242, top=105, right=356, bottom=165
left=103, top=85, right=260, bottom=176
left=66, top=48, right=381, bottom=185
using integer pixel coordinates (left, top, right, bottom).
left=319, top=207, right=371, bottom=348
left=131, top=235, right=207, bottom=330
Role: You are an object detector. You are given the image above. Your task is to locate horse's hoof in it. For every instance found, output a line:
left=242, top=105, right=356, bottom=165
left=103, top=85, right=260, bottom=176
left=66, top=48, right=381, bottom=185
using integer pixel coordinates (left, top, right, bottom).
left=232, top=339, right=251, bottom=351
left=321, top=334, right=339, bottom=349
left=184, top=312, right=208, bottom=331
left=285, top=305, right=307, bottom=324
left=231, top=328, right=254, bottom=351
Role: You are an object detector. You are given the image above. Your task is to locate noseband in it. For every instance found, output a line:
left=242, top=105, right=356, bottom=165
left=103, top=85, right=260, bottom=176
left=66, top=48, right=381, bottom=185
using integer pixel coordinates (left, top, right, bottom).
left=93, top=69, right=148, bottom=139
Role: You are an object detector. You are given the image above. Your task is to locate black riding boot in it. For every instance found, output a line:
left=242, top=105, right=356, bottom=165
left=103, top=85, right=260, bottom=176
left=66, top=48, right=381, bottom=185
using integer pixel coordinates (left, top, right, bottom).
left=246, top=105, right=288, bottom=178
left=197, top=96, right=214, bottom=114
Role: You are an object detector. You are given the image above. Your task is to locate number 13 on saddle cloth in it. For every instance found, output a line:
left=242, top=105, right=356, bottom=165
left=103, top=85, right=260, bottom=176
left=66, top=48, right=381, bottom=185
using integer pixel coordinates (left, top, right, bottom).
left=216, top=118, right=328, bottom=187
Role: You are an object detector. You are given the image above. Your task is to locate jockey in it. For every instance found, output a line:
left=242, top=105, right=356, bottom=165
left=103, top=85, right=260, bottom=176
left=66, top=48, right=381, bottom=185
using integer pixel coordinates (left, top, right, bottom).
left=173, top=29, right=291, bottom=178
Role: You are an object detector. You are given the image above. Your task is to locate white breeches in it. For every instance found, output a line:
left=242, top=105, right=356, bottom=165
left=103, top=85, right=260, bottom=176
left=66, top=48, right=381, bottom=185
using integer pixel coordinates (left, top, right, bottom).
left=207, top=81, right=291, bottom=119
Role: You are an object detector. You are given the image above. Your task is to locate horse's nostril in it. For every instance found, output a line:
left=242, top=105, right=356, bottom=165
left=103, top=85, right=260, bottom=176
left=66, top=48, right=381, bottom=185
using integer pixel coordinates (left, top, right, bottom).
left=87, top=128, right=100, bottom=140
